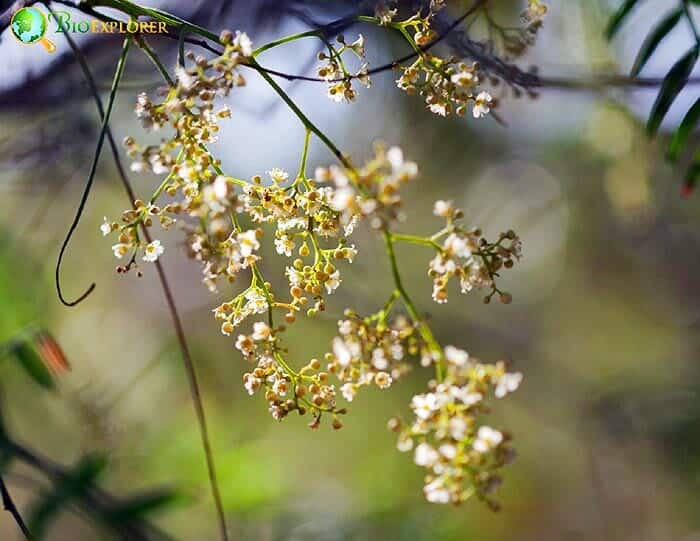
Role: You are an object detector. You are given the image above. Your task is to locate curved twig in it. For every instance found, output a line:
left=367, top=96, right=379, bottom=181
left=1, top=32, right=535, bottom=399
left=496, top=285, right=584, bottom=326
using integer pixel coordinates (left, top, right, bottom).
left=44, top=4, right=229, bottom=540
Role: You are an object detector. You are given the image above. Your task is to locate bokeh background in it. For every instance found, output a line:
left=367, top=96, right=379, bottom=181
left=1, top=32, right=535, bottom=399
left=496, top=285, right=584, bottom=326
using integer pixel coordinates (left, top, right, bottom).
left=2, top=0, right=700, bottom=539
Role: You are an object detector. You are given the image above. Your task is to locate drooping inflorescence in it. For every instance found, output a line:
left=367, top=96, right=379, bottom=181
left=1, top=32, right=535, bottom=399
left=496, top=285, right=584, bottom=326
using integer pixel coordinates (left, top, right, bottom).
left=99, top=1, right=549, bottom=507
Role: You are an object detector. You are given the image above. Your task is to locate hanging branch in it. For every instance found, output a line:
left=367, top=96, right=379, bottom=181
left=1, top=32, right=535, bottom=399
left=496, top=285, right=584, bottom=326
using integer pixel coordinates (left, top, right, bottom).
left=0, top=475, right=33, bottom=540
left=2, top=0, right=700, bottom=91
left=43, top=4, right=229, bottom=539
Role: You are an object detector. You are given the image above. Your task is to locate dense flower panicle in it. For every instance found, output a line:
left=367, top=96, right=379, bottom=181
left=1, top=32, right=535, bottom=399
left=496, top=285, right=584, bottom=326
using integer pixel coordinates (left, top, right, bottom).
left=318, top=34, right=371, bottom=103
left=397, top=58, right=492, bottom=118
left=325, top=310, right=430, bottom=401
left=395, top=346, right=522, bottom=506
left=428, top=200, right=522, bottom=304
left=315, top=144, right=418, bottom=230
left=236, top=322, right=346, bottom=426
left=97, top=10, right=529, bottom=508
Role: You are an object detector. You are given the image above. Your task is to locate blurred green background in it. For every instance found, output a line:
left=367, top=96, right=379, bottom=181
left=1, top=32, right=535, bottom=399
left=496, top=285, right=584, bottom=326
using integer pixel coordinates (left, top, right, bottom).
left=2, top=0, right=700, bottom=539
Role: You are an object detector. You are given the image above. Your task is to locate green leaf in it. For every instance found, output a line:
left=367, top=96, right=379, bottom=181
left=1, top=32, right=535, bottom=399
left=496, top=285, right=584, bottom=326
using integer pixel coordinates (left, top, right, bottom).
left=631, top=8, right=683, bottom=77
left=647, top=46, right=699, bottom=137
left=606, top=0, right=643, bottom=40
left=29, top=454, right=106, bottom=539
left=103, top=489, right=180, bottom=524
left=668, top=96, right=700, bottom=161
left=9, top=341, right=54, bottom=390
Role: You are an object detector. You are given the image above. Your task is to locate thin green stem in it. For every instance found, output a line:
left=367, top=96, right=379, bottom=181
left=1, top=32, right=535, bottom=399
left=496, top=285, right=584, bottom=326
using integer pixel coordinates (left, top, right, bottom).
left=253, top=29, right=320, bottom=56
left=134, top=34, right=175, bottom=86
left=383, top=231, right=444, bottom=380
left=296, top=129, right=312, bottom=183
left=151, top=148, right=184, bottom=202
left=252, top=61, right=350, bottom=167
left=390, top=233, right=442, bottom=251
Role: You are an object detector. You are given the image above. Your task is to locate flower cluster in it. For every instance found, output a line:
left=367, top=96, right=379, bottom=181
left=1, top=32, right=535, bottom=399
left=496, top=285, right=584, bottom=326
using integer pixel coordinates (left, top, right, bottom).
left=318, top=34, right=370, bottom=103
left=98, top=14, right=529, bottom=510
left=326, top=309, right=429, bottom=402
left=397, top=57, right=493, bottom=119
left=237, top=322, right=346, bottom=427
left=394, top=346, right=522, bottom=507
left=387, top=0, right=493, bottom=118
left=315, top=144, right=418, bottom=230
left=428, top=200, right=522, bottom=304
left=104, top=31, right=252, bottom=266
left=498, top=0, right=550, bottom=58
left=103, top=200, right=171, bottom=273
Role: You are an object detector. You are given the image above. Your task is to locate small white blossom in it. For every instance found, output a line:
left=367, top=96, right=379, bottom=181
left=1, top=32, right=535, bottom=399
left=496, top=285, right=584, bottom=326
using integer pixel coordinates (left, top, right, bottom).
left=324, top=270, right=341, bottom=294
left=112, top=243, right=129, bottom=259
left=100, top=218, right=112, bottom=236
left=274, top=235, right=295, bottom=257
left=414, top=442, right=439, bottom=467
left=495, top=372, right=523, bottom=398
left=473, top=426, right=503, bottom=453
left=142, top=240, right=164, bottom=262
left=268, top=168, right=289, bottom=183
left=252, top=321, right=271, bottom=341
left=472, top=91, right=493, bottom=119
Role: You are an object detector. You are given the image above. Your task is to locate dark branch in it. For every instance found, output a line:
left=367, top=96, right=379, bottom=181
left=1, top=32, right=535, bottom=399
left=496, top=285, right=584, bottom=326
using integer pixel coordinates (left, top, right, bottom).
left=0, top=475, right=33, bottom=540
left=44, top=5, right=230, bottom=539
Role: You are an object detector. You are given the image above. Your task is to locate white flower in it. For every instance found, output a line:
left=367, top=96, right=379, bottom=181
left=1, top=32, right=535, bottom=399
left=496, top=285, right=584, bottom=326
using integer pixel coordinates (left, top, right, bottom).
left=252, top=321, right=271, bottom=341
left=450, top=64, right=478, bottom=87
left=233, top=31, right=253, bottom=57
left=387, top=146, right=418, bottom=180
left=449, top=416, right=468, bottom=440
left=274, top=235, right=295, bottom=257
left=372, top=348, right=389, bottom=370
left=244, top=289, right=268, bottom=314
left=472, top=91, right=493, bottom=119
left=495, top=372, right=523, bottom=398
left=142, top=240, right=164, bottom=262
left=414, top=442, right=439, bottom=467
left=411, top=393, right=440, bottom=420
left=235, top=334, right=254, bottom=355
left=236, top=230, right=260, bottom=258
left=112, top=243, right=129, bottom=259
left=444, top=346, right=469, bottom=366
left=268, top=168, right=289, bottom=183
left=473, top=426, right=503, bottom=453
left=397, top=434, right=413, bottom=452
left=439, top=444, right=457, bottom=460
left=214, top=176, right=229, bottom=200
left=433, top=200, right=453, bottom=218
left=374, top=372, right=393, bottom=389
left=332, top=337, right=353, bottom=367
left=175, top=66, right=196, bottom=90
left=444, top=234, right=472, bottom=259
left=100, top=218, right=112, bottom=236
left=340, top=383, right=357, bottom=402
left=243, top=374, right=261, bottom=395
left=451, top=387, right=482, bottom=406
left=424, top=479, right=450, bottom=504
left=330, top=186, right=356, bottom=211
left=348, top=34, right=365, bottom=57
left=343, top=244, right=358, bottom=262
left=429, top=101, right=449, bottom=117
left=324, top=270, right=341, bottom=294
